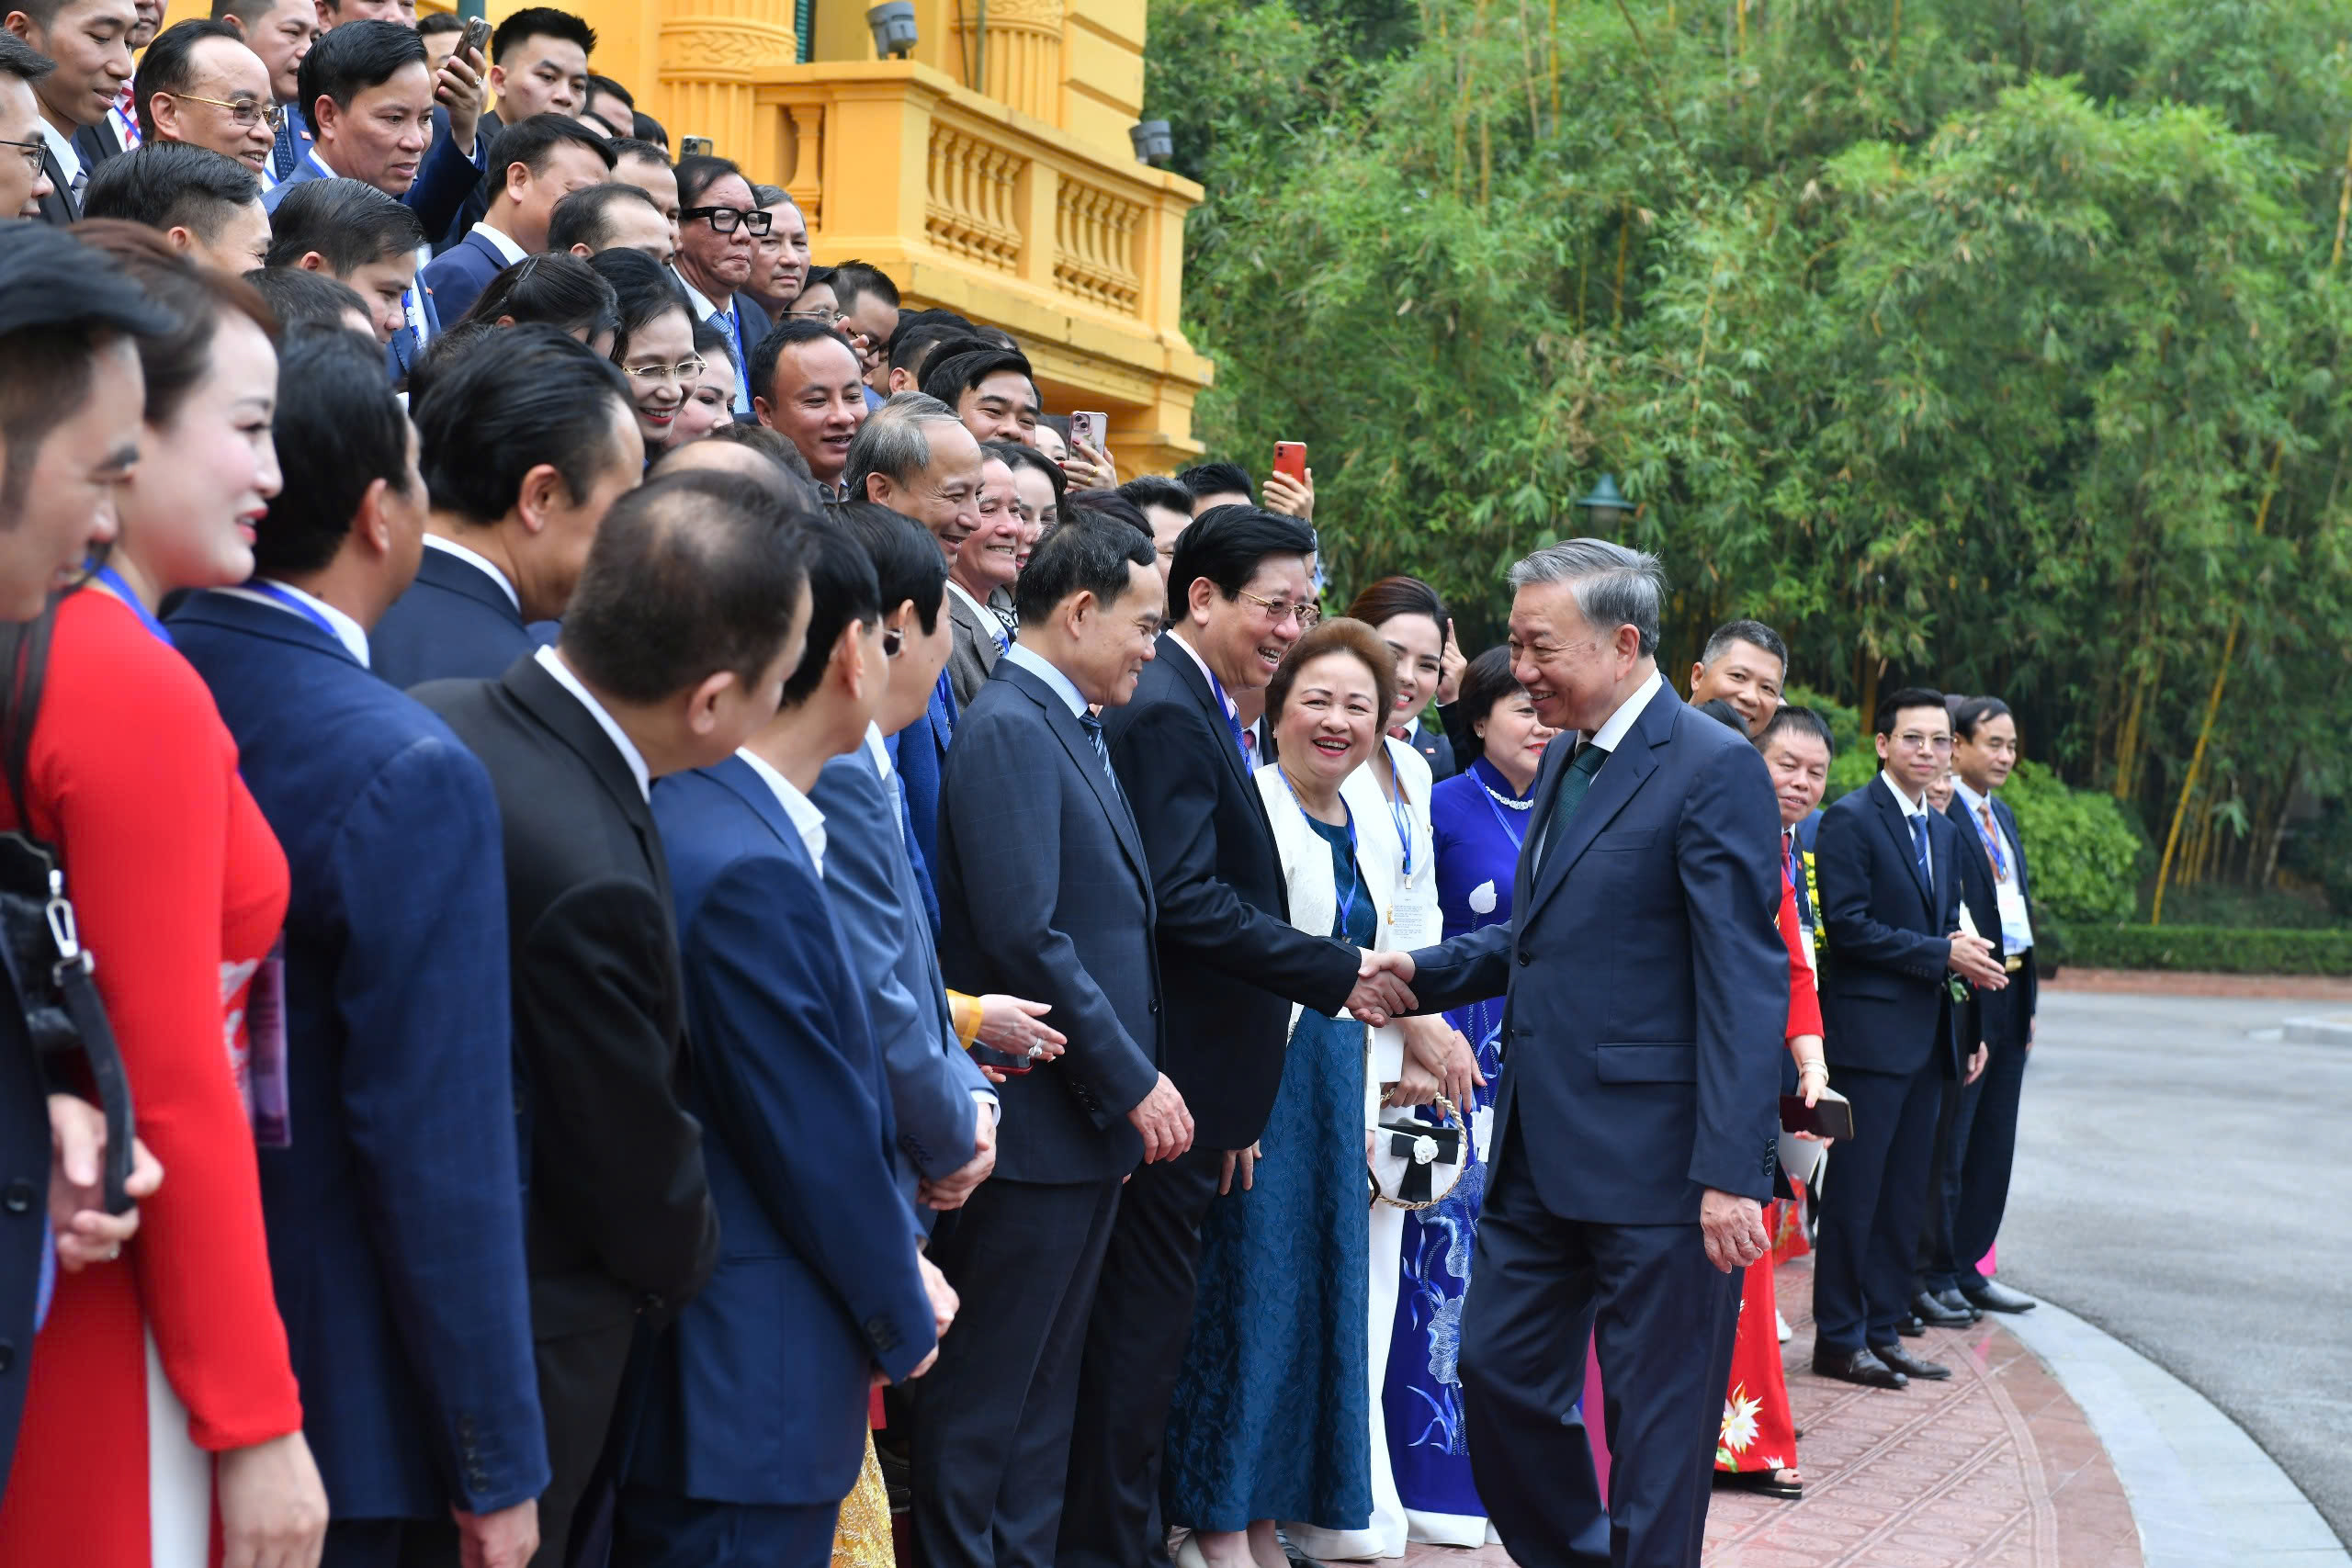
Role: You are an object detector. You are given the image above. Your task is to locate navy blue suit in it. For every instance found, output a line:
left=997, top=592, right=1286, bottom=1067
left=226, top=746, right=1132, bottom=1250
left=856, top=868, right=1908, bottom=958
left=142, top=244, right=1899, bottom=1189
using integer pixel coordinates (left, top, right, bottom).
left=0, top=961, right=45, bottom=1495
left=898, top=684, right=952, bottom=907
left=1811, top=773, right=1967, bottom=1355
left=916, top=655, right=1163, bottom=1568
left=170, top=590, right=546, bottom=1534
left=616, top=759, right=934, bottom=1567
left=808, top=742, right=989, bottom=1222
left=1406, top=682, right=1786, bottom=1568
left=370, top=544, right=533, bottom=688
left=417, top=226, right=512, bottom=331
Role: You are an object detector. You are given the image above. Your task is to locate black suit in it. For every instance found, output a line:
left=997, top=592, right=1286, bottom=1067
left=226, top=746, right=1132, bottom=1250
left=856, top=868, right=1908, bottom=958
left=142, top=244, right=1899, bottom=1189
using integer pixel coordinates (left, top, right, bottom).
left=1812, top=775, right=1970, bottom=1355
left=69, top=118, right=122, bottom=175
left=32, top=141, right=76, bottom=225
left=1057, top=635, right=1360, bottom=1568
left=370, top=543, right=535, bottom=688
left=415, top=655, right=719, bottom=1568
left=0, top=965, right=46, bottom=1493
left=916, top=653, right=1163, bottom=1568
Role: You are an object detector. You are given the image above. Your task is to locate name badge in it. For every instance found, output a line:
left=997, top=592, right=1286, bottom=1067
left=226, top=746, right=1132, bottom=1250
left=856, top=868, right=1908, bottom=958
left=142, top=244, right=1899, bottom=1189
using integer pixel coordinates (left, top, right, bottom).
left=1387, top=897, right=1442, bottom=952
left=245, top=945, right=291, bottom=1148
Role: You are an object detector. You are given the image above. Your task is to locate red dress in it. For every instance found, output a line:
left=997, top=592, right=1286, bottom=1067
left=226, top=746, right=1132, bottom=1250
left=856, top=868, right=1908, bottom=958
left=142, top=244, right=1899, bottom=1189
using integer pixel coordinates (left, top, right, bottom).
left=0, top=591, right=300, bottom=1567
left=1715, top=865, right=1815, bottom=1479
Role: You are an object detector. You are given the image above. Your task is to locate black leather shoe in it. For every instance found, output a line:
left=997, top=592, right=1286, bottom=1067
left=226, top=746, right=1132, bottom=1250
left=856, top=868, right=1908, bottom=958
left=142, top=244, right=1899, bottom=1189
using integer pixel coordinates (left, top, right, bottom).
left=1963, top=1280, right=2037, bottom=1314
left=1873, top=1343, right=1952, bottom=1381
left=1895, top=1313, right=1926, bottom=1337
left=1813, top=1347, right=1907, bottom=1389
left=1928, top=1286, right=1983, bottom=1320
left=1912, top=1290, right=1974, bottom=1328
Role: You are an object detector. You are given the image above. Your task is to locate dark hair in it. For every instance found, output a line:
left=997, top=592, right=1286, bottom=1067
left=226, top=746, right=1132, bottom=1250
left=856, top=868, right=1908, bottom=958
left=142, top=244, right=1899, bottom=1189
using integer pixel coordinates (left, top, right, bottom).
left=403, top=317, right=498, bottom=403
left=460, top=251, right=620, bottom=342
left=992, top=441, right=1064, bottom=505
left=1117, top=473, right=1191, bottom=521
left=707, top=420, right=812, bottom=481
left=608, top=135, right=668, bottom=167
left=1872, top=685, right=1948, bottom=738
left=1165, top=502, right=1316, bottom=622
left=243, top=265, right=371, bottom=334
left=795, top=264, right=834, bottom=299
left=1453, top=646, right=1524, bottom=765
left=1695, top=697, right=1746, bottom=735
left=130, top=19, right=245, bottom=141
left=746, top=315, right=860, bottom=405
left=1952, top=695, right=2013, bottom=742
left=0, top=31, right=55, bottom=86
left=82, top=142, right=261, bottom=241
left=689, top=315, right=730, bottom=362
left=1700, top=616, right=1788, bottom=675
left=70, top=221, right=277, bottom=429
left=1345, top=574, right=1444, bottom=637
left=1177, top=461, right=1255, bottom=506
left=413, top=11, right=461, bottom=33
left=831, top=499, right=947, bottom=635
left=491, top=6, right=594, bottom=62
left=829, top=258, right=899, bottom=318
left=413, top=323, right=632, bottom=525
left=0, top=225, right=174, bottom=525
left=547, top=180, right=661, bottom=254
left=265, top=176, right=424, bottom=270
left=585, top=244, right=689, bottom=363
left=1012, top=513, right=1155, bottom=627
left=582, top=72, right=630, bottom=109
left=1758, top=704, right=1835, bottom=759
left=1064, top=488, right=1149, bottom=543
left=483, top=112, right=614, bottom=197
left=254, top=328, right=412, bottom=577
left=1265, top=616, right=1397, bottom=726
left=562, top=470, right=816, bottom=704
left=296, top=18, right=425, bottom=136
left=919, top=344, right=1034, bottom=411
left=673, top=152, right=745, bottom=211
left=209, top=0, right=283, bottom=22
left=779, top=521, right=881, bottom=705
left=888, top=318, right=971, bottom=379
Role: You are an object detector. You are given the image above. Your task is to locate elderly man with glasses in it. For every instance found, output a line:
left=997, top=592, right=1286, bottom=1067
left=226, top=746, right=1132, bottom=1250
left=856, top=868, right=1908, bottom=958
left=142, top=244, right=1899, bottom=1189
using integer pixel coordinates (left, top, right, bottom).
left=131, top=18, right=277, bottom=175
left=668, top=150, right=771, bottom=416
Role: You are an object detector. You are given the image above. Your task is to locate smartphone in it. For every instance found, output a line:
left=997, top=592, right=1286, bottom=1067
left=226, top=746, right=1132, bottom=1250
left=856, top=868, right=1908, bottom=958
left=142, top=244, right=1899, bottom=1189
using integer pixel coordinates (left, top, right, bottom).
left=1272, top=441, right=1308, bottom=483
left=680, top=134, right=715, bottom=160
left=1069, top=411, right=1108, bottom=454
left=458, top=14, right=491, bottom=62
left=1779, top=1089, right=1854, bottom=1143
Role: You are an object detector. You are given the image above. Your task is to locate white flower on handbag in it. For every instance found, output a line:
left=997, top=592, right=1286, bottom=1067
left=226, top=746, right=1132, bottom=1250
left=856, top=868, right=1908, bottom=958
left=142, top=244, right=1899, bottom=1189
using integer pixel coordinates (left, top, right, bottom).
left=1720, top=1385, right=1759, bottom=1453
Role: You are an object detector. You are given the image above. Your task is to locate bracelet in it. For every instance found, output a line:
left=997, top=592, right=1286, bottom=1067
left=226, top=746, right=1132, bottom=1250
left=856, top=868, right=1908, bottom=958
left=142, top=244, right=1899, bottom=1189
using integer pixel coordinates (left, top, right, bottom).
left=1796, top=1060, right=1828, bottom=1077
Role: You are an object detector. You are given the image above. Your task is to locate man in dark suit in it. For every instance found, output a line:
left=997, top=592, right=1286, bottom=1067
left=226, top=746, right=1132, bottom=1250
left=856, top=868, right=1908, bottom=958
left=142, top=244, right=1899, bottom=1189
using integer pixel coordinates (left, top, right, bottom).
left=430, top=6, right=594, bottom=253
left=1809, top=687, right=2008, bottom=1390
left=1061, top=505, right=1411, bottom=1568
left=374, top=325, right=643, bottom=686
left=1359, top=538, right=1788, bottom=1568
left=0, top=33, right=58, bottom=220
left=171, top=332, right=546, bottom=1568
left=1932, top=695, right=2041, bottom=1315
left=209, top=0, right=316, bottom=185
left=670, top=153, right=770, bottom=418
left=415, top=469, right=812, bottom=1568
left=262, top=20, right=483, bottom=243
left=418, top=111, right=610, bottom=321
left=6, top=0, right=135, bottom=224
left=914, top=515, right=1190, bottom=1568
left=619, top=525, right=940, bottom=1568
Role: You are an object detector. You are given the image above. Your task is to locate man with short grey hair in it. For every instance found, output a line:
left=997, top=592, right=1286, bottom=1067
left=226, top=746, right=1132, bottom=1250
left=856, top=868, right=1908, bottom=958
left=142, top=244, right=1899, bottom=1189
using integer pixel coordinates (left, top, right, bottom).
left=1359, top=536, right=1788, bottom=1568
left=844, top=389, right=983, bottom=563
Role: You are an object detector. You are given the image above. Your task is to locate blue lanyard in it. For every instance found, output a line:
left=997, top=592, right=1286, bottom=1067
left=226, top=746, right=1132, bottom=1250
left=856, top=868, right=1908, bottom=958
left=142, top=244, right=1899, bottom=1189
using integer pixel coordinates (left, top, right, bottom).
left=1204, top=663, right=1250, bottom=762
left=245, top=581, right=347, bottom=655
left=1479, top=774, right=1530, bottom=852
left=1965, top=797, right=2009, bottom=880
left=1279, top=769, right=1359, bottom=933
left=1383, top=749, right=1418, bottom=880
left=90, top=564, right=170, bottom=646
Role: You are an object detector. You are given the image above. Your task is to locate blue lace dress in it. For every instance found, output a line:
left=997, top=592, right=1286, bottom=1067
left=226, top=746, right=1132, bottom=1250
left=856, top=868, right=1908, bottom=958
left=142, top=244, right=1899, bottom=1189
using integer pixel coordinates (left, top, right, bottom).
left=1161, top=812, right=1375, bottom=1531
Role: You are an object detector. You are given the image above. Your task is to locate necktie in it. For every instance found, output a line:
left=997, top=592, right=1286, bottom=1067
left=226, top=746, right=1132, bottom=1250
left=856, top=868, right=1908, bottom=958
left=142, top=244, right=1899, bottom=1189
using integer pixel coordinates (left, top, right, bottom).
left=1909, top=812, right=1933, bottom=893
left=1536, top=741, right=1607, bottom=875
left=67, top=165, right=87, bottom=204
left=1977, top=800, right=2009, bottom=881
left=710, top=309, right=750, bottom=413
left=1077, top=711, right=1120, bottom=789
left=269, top=111, right=298, bottom=181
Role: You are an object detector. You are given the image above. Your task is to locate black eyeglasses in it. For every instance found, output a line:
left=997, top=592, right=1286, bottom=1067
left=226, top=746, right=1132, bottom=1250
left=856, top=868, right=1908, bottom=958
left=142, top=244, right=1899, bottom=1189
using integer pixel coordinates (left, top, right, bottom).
left=681, top=205, right=772, bottom=236
left=0, top=138, right=41, bottom=179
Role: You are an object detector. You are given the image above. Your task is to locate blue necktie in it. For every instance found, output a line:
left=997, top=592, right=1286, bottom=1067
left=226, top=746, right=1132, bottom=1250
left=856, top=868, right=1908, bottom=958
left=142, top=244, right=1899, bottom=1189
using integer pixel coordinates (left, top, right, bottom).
left=269, top=113, right=298, bottom=181
left=710, top=309, right=750, bottom=414
left=1909, top=813, right=1933, bottom=893
left=1078, top=712, right=1120, bottom=788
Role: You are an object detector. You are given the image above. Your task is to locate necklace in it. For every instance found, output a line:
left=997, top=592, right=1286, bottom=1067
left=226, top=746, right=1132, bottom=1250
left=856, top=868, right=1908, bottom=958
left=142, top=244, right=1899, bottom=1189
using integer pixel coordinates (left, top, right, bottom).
left=1483, top=782, right=1534, bottom=810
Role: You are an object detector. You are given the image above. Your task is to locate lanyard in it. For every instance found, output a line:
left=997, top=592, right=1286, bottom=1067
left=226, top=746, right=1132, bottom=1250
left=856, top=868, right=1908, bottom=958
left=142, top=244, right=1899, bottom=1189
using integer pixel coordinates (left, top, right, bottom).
left=1204, top=663, right=1250, bottom=763
left=1382, top=750, right=1417, bottom=881
left=1480, top=777, right=1529, bottom=852
left=1280, top=768, right=1360, bottom=934
left=90, top=564, right=170, bottom=646
left=246, top=581, right=348, bottom=656
left=1966, top=798, right=2010, bottom=880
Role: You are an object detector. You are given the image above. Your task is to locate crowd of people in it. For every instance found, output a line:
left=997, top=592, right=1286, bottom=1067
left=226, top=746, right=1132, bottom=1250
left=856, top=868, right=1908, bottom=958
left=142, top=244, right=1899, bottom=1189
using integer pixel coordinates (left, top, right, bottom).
left=0, top=5, right=2052, bottom=1568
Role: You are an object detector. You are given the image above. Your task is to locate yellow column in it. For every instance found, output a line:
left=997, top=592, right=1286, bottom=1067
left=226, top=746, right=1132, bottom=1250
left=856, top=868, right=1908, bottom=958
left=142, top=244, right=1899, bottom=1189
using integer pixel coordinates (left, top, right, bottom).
left=651, top=0, right=801, bottom=164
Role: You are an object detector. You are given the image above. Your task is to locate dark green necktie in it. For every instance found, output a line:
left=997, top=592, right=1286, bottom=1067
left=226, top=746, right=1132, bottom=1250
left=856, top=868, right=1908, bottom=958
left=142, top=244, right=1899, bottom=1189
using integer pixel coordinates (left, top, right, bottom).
left=1537, top=741, right=1608, bottom=875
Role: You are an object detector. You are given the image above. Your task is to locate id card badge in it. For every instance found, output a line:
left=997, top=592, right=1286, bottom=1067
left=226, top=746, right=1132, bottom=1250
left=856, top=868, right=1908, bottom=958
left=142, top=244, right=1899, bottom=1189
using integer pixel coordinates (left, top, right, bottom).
left=1387, top=897, right=1441, bottom=952
left=245, top=944, right=291, bottom=1148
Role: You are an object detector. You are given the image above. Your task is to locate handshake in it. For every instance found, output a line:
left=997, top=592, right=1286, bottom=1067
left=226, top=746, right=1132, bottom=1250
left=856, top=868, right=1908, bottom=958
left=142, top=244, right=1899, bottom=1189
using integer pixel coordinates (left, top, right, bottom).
left=1348, top=949, right=1418, bottom=1027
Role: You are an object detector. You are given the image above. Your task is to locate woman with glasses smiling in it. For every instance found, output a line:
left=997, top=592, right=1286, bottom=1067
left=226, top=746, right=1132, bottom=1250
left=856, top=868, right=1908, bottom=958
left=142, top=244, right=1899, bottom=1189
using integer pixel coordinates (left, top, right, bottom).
left=588, top=244, right=698, bottom=452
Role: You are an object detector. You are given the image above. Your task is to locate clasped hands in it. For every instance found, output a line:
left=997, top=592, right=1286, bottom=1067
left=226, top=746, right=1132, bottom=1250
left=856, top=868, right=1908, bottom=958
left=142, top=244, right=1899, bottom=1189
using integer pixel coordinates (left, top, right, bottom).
left=1347, top=949, right=1418, bottom=1028
left=1946, top=930, right=2008, bottom=990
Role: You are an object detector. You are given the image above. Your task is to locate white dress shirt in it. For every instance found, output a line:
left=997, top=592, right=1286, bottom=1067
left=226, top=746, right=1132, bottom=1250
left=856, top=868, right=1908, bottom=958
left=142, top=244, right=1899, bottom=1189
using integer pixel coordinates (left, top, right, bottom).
left=224, top=580, right=372, bottom=666
left=1002, top=641, right=1088, bottom=718
left=735, top=747, right=827, bottom=874
left=944, top=579, right=1007, bottom=651
left=1952, top=778, right=2032, bottom=952
left=36, top=120, right=80, bottom=194
left=1879, top=768, right=1934, bottom=893
left=1167, top=629, right=1240, bottom=726
left=1528, top=667, right=1660, bottom=864
left=469, top=220, right=528, bottom=267
left=534, top=645, right=649, bottom=800
left=423, top=533, right=521, bottom=612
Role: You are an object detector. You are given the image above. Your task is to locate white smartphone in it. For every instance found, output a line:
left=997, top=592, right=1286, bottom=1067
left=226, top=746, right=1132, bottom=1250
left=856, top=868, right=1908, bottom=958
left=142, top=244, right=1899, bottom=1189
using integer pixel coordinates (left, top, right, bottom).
left=1069, top=411, right=1109, bottom=453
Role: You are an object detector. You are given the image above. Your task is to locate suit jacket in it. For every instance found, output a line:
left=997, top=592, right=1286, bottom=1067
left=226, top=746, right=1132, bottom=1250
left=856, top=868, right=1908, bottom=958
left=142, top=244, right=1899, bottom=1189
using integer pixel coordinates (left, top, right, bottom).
left=417, top=225, right=510, bottom=328
left=628, top=760, right=934, bottom=1506
left=1100, top=634, right=1358, bottom=1153
left=898, top=683, right=951, bottom=906
left=370, top=544, right=535, bottom=688
left=936, top=658, right=1162, bottom=1183
left=1814, top=775, right=1969, bottom=1079
left=431, top=105, right=498, bottom=254
left=1408, top=683, right=1788, bottom=1225
left=1946, top=793, right=2038, bottom=1024
left=385, top=272, right=442, bottom=387
left=0, top=964, right=43, bottom=1492
left=1406, top=715, right=1457, bottom=783
left=942, top=588, right=1003, bottom=709
left=171, top=591, right=546, bottom=1519
left=262, top=129, right=483, bottom=244
left=33, top=141, right=76, bottom=225
left=414, top=656, right=718, bottom=1350
left=69, top=118, right=123, bottom=175
left=808, top=741, right=989, bottom=1216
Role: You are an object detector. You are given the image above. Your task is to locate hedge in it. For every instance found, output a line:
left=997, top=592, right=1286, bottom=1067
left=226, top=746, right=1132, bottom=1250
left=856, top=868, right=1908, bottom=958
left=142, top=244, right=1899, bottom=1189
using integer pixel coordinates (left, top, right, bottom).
left=2051, top=925, right=2352, bottom=976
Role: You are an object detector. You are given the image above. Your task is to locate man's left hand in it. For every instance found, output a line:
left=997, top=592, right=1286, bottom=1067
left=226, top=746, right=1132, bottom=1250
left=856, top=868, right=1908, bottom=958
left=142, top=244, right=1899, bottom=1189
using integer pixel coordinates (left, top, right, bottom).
left=1699, top=1188, right=1769, bottom=1274
left=452, top=1500, right=537, bottom=1568
left=1965, top=1041, right=1989, bottom=1084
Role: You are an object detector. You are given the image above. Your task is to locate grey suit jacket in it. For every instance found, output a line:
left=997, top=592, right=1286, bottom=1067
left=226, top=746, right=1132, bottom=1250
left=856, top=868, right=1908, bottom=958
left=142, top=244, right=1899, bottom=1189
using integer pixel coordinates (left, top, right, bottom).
left=809, top=739, right=990, bottom=1224
left=943, top=587, right=1004, bottom=709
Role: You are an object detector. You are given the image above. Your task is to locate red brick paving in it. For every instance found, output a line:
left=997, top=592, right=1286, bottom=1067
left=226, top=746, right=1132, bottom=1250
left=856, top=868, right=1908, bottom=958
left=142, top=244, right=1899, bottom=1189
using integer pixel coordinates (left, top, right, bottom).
left=1393, top=1259, right=2142, bottom=1568
left=2044, top=966, right=2352, bottom=1000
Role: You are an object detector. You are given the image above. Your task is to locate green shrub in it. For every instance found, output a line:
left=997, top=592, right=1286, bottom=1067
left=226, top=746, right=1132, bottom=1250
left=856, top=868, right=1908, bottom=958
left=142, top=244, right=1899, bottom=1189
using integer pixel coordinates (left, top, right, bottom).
left=2054, top=924, right=2352, bottom=975
left=2001, top=761, right=2147, bottom=927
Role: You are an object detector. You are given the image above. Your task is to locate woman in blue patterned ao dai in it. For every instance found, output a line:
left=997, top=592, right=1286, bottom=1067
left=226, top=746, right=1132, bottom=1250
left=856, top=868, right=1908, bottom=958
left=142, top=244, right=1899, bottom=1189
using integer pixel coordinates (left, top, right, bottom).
left=1383, top=648, right=1556, bottom=1544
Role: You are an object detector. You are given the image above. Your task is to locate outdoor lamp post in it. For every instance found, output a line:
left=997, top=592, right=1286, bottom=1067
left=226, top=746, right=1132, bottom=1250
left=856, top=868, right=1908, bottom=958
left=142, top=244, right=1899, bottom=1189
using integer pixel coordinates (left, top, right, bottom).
left=1574, top=473, right=1636, bottom=533
left=1130, top=120, right=1174, bottom=165
left=866, top=2, right=919, bottom=58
